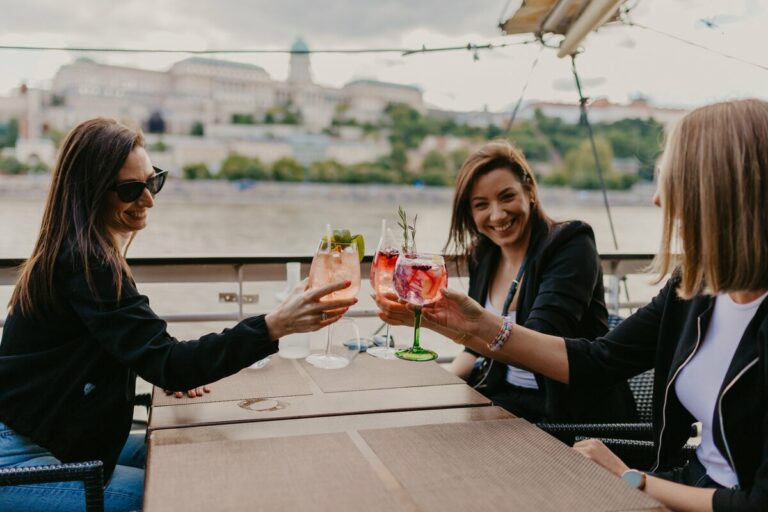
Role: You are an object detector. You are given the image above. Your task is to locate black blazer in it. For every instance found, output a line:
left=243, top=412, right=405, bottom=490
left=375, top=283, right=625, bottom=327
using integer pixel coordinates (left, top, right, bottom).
left=567, top=276, right=768, bottom=511
left=466, top=220, right=637, bottom=422
left=0, top=249, right=277, bottom=478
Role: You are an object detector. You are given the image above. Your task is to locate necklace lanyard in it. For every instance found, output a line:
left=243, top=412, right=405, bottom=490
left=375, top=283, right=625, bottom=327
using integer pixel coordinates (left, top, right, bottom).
left=501, top=253, right=530, bottom=316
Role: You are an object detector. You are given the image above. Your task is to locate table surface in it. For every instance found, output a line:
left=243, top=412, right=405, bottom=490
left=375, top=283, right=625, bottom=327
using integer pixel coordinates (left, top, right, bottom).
left=144, top=407, right=663, bottom=512
left=149, top=354, right=491, bottom=431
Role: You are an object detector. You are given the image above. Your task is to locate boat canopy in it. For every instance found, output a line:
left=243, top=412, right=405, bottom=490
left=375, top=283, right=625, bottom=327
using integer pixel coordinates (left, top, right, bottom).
left=500, top=0, right=626, bottom=57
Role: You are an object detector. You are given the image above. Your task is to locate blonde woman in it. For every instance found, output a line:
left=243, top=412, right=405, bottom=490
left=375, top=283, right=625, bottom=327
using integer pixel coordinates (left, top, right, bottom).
left=416, top=99, right=768, bottom=511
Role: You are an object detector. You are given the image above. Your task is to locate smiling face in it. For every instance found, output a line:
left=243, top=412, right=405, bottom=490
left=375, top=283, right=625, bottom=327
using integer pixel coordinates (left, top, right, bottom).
left=104, top=146, right=155, bottom=237
left=469, top=168, right=532, bottom=252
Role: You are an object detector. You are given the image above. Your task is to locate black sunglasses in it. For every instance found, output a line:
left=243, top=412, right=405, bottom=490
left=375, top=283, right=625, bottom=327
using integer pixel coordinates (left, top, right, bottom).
left=112, top=167, right=168, bottom=203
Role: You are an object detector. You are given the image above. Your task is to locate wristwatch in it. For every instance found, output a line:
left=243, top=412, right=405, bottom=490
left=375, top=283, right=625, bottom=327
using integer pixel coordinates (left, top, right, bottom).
left=621, top=469, right=647, bottom=490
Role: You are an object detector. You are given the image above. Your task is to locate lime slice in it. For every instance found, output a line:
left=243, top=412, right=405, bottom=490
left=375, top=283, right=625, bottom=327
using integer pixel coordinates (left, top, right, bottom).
left=351, top=234, right=365, bottom=261
left=333, top=229, right=352, bottom=243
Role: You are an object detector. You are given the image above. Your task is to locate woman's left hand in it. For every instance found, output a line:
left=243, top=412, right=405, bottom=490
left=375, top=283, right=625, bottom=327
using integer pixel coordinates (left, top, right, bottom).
left=573, top=438, right=629, bottom=476
left=375, top=292, right=416, bottom=327
left=164, top=386, right=211, bottom=399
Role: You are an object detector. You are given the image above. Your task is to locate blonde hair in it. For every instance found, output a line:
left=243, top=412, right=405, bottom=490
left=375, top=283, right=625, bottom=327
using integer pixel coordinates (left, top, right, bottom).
left=654, top=99, right=768, bottom=298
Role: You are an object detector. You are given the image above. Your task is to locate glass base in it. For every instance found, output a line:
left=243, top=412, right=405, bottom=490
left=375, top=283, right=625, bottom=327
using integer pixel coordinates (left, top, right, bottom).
left=305, top=353, right=351, bottom=369
left=367, top=346, right=399, bottom=360
left=395, top=347, right=438, bottom=362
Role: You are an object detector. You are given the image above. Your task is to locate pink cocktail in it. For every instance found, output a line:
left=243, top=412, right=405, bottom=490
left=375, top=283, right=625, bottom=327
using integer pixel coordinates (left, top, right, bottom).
left=394, top=254, right=448, bottom=306
left=393, top=253, right=447, bottom=361
left=370, top=249, right=399, bottom=296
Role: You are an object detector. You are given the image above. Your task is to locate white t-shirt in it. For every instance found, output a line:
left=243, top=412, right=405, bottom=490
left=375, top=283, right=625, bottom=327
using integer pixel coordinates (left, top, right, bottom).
left=675, top=291, right=768, bottom=488
left=484, top=295, right=539, bottom=389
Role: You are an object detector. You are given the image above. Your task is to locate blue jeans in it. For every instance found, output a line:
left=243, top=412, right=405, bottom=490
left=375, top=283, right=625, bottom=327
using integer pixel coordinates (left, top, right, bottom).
left=0, top=422, right=145, bottom=511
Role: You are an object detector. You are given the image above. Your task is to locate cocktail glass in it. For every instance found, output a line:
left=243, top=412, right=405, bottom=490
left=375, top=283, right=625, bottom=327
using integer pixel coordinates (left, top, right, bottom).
left=306, top=240, right=361, bottom=369
left=368, top=221, right=400, bottom=360
left=393, top=252, right=447, bottom=362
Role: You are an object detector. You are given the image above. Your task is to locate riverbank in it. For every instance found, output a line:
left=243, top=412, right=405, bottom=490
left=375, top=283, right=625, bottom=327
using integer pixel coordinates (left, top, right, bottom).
left=0, top=174, right=656, bottom=207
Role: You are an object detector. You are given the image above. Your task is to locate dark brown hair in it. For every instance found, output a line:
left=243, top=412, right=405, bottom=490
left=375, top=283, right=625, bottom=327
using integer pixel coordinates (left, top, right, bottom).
left=9, top=118, right=144, bottom=316
left=444, top=139, right=554, bottom=262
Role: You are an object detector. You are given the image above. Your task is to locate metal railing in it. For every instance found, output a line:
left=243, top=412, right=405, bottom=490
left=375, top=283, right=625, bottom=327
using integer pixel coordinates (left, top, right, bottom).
left=0, top=254, right=655, bottom=328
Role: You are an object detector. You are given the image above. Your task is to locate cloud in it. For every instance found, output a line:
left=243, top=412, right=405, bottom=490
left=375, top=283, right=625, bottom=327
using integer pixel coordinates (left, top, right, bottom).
left=0, top=0, right=505, bottom=48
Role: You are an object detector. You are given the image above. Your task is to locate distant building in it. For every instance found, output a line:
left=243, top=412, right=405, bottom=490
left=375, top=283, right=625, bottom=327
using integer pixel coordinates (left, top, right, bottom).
left=0, top=38, right=423, bottom=138
left=518, top=98, right=687, bottom=128
left=431, top=98, right=687, bottom=130
left=0, top=39, right=421, bottom=168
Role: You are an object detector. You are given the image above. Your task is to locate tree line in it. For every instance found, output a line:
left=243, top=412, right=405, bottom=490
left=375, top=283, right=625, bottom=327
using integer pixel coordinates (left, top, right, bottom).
left=1, top=102, right=665, bottom=190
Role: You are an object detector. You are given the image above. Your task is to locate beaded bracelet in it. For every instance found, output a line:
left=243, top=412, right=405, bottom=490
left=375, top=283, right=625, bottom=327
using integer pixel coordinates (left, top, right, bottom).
left=488, top=316, right=514, bottom=352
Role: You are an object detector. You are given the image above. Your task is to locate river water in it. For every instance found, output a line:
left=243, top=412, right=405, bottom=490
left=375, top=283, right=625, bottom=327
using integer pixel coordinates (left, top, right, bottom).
left=0, top=177, right=664, bottom=360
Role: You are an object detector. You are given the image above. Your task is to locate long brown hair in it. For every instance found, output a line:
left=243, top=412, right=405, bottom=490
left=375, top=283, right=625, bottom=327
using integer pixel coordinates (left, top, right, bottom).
left=444, top=139, right=554, bottom=263
left=9, top=118, right=145, bottom=316
left=654, top=98, right=768, bottom=298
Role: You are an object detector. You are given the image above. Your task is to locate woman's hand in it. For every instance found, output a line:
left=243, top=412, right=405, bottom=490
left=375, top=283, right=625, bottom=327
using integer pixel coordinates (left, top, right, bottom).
left=265, top=279, right=357, bottom=340
left=573, top=439, right=629, bottom=476
left=421, top=288, right=486, bottom=336
left=164, top=386, right=210, bottom=399
left=374, top=292, right=415, bottom=327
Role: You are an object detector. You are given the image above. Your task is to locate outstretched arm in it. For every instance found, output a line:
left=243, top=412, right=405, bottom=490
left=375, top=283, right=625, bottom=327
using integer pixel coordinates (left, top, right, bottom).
left=422, top=288, right=571, bottom=383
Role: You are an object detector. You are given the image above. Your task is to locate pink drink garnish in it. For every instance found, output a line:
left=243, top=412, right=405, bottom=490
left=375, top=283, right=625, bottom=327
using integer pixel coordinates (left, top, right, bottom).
left=394, top=256, right=447, bottom=306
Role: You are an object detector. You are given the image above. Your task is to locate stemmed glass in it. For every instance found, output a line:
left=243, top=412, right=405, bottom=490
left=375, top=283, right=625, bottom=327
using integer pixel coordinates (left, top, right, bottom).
left=368, top=220, right=400, bottom=360
left=306, top=240, right=361, bottom=369
left=393, top=252, right=448, bottom=361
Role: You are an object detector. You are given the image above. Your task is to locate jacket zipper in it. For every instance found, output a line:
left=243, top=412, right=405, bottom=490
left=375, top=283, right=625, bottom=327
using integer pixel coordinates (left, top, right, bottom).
left=717, top=357, right=758, bottom=483
left=651, top=314, right=704, bottom=472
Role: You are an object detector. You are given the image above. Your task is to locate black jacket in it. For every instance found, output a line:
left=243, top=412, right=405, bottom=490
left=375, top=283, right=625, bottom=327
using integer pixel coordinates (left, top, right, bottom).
left=566, top=276, right=768, bottom=511
left=466, top=220, right=637, bottom=422
left=0, top=250, right=277, bottom=478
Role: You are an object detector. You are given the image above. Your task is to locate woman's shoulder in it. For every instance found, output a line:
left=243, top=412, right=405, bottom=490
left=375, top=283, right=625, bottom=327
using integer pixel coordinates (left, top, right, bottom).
left=536, top=220, right=597, bottom=255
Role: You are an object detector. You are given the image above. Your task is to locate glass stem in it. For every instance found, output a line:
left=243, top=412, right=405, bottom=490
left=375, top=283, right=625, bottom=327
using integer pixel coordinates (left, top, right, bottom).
left=412, top=307, right=422, bottom=350
left=384, top=323, right=392, bottom=349
left=324, top=323, right=334, bottom=356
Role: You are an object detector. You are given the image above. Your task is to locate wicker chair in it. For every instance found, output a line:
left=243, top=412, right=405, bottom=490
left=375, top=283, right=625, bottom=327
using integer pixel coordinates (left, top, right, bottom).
left=0, top=461, right=104, bottom=512
left=537, top=315, right=657, bottom=441
left=0, top=392, right=152, bottom=511
left=537, top=314, right=698, bottom=458
left=576, top=437, right=698, bottom=472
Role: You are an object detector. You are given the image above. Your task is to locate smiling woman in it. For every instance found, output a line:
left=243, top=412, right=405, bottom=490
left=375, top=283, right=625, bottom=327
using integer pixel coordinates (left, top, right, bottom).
left=377, top=139, right=636, bottom=423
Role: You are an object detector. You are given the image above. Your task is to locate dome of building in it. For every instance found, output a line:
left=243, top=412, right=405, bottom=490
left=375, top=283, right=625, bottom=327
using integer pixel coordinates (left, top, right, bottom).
left=291, top=38, right=309, bottom=53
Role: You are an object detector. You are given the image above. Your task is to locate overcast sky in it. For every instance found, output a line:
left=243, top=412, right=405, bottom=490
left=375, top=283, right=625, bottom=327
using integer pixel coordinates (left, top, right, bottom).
left=1, top=0, right=766, bottom=112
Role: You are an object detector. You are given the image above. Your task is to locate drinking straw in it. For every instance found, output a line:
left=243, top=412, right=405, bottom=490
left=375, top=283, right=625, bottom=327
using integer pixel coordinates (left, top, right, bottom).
left=325, top=223, right=333, bottom=252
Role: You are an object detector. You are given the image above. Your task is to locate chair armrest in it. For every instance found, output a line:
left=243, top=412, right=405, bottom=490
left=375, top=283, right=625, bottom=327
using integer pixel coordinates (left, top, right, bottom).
left=574, top=437, right=697, bottom=472
left=0, top=460, right=104, bottom=512
left=537, top=422, right=655, bottom=443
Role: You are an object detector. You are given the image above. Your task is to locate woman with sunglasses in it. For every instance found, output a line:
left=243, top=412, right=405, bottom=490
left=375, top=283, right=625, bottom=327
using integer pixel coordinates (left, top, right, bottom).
left=415, top=99, right=768, bottom=511
left=0, top=118, right=356, bottom=511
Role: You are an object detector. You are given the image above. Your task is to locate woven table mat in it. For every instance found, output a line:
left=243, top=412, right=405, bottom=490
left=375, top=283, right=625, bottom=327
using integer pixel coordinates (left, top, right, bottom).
left=301, top=353, right=462, bottom=393
left=359, top=419, right=660, bottom=512
left=153, top=358, right=311, bottom=406
left=145, top=433, right=401, bottom=512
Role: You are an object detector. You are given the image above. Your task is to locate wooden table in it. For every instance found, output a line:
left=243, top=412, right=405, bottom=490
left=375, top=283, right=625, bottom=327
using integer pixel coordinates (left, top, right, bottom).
left=144, top=407, right=663, bottom=512
left=149, top=353, right=491, bottom=431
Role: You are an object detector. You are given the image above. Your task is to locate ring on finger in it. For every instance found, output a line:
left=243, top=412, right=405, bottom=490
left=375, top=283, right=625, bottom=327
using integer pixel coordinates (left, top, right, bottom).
left=321, top=312, right=327, bottom=321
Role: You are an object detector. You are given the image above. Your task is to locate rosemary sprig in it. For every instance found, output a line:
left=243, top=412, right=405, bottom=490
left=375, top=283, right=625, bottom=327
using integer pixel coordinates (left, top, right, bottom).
left=397, top=205, right=417, bottom=252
